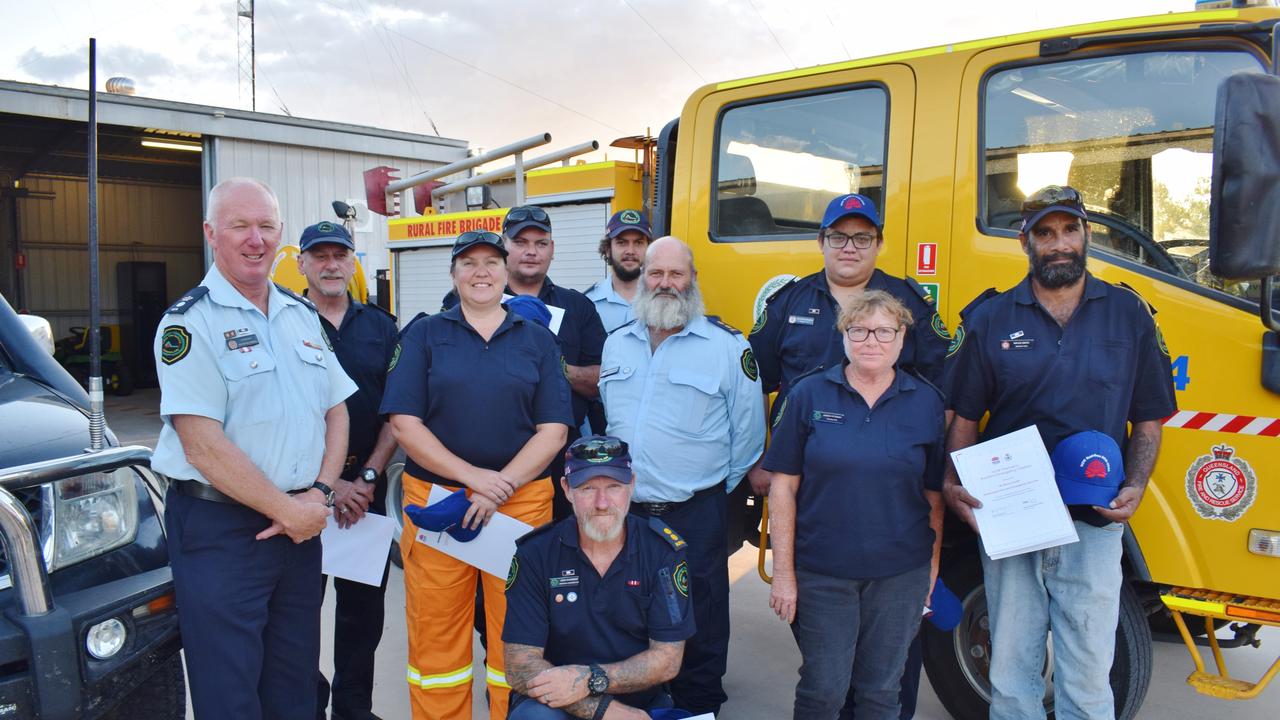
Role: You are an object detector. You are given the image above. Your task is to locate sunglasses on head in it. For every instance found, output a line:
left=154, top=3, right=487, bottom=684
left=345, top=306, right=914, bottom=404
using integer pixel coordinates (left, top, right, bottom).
left=1021, top=185, right=1084, bottom=215
left=568, top=437, right=629, bottom=463
left=504, top=206, right=551, bottom=231
left=455, top=230, right=503, bottom=248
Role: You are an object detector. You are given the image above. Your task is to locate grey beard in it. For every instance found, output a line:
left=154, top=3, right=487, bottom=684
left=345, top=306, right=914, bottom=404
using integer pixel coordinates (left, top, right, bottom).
left=578, top=511, right=625, bottom=542
left=633, top=283, right=705, bottom=331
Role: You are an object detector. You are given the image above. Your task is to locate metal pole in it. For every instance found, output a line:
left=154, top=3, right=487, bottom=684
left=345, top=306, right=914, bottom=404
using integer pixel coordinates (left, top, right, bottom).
left=431, top=141, right=600, bottom=199
left=513, top=152, right=525, bottom=206
left=87, top=39, right=105, bottom=452
left=385, top=133, right=551, bottom=194
left=250, top=0, right=256, bottom=111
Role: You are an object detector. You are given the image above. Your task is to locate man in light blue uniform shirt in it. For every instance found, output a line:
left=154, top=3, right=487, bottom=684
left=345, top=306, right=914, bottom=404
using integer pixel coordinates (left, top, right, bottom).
left=152, top=177, right=357, bottom=720
left=584, top=208, right=652, bottom=333
left=598, top=236, right=764, bottom=716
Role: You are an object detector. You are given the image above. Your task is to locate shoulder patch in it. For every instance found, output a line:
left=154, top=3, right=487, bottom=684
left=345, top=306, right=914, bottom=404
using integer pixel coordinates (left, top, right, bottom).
left=959, top=288, right=1000, bottom=320
left=673, top=561, right=690, bottom=597
left=929, top=312, right=952, bottom=341
left=905, top=277, right=936, bottom=306
left=159, top=325, right=193, bottom=365
left=771, top=396, right=789, bottom=429
left=706, top=315, right=743, bottom=335
left=274, top=283, right=318, bottom=312
left=751, top=274, right=799, bottom=335
left=388, top=342, right=402, bottom=371
left=1114, top=281, right=1159, bottom=317
left=740, top=347, right=760, bottom=382
left=163, top=286, right=209, bottom=315
left=649, top=516, right=688, bottom=550
left=505, top=555, right=519, bottom=590
left=946, top=324, right=967, bottom=358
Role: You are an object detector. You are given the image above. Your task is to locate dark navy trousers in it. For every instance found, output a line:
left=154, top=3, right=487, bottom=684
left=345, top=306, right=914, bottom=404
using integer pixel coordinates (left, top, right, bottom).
left=632, top=485, right=730, bottom=715
left=166, top=487, right=322, bottom=720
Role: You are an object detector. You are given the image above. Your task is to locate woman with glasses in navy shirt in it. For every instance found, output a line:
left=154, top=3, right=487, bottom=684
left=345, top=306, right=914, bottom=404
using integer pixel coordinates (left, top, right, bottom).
left=763, top=290, right=945, bottom=720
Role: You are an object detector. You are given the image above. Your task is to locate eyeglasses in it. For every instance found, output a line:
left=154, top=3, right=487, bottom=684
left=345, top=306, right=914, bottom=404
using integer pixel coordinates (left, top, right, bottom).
left=504, top=206, right=551, bottom=232
left=823, top=231, right=877, bottom=250
left=453, top=231, right=504, bottom=252
left=1021, top=185, right=1084, bottom=215
left=568, top=437, right=629, bottom=463
left=845, top=325, right=902, bottom=342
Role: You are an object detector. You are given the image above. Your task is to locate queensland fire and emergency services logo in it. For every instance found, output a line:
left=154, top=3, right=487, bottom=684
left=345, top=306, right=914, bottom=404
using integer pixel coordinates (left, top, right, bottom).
left=1185, top=444, right=1257, bottom=522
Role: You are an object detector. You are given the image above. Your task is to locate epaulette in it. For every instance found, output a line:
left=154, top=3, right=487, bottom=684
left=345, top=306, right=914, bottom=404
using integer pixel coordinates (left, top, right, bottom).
left=706, top=315, right=744, bottom=335
left=515, top=521, right=557, bottom=546
left=1113, top=281, right=1158, bottom=317
left=959, top=288, right=999, bottom=319
left=649, top=516, right=688, bottom=551
left=584, top=280, right=601, bottom=294
left=608, top=319, right=637, bottom=336
left=274, top=283, right=318, bottom=312
left=904, top=277, right=937, bottom=306
left=163, top=286, right=209, bottom=315
left=365, top=301, right=397, bottom=323
left=399, top=312, right=430, bottom=338
left=763, top=275, right=800, bottom=304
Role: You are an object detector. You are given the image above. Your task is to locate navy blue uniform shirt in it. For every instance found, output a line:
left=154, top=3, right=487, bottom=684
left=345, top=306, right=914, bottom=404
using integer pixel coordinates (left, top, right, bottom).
left=313, top=295, right=398, bottom=470
left=379, top=305, right=572, bottom=487
left=749, top=270, right=949, bottom=410
left=444, top=277, right=606, bottom=426
left=763, top=364, right=945, bottom=580
left=503, top=513, right=696, bottom=708
left=947, top=274, right=1177, bottom=522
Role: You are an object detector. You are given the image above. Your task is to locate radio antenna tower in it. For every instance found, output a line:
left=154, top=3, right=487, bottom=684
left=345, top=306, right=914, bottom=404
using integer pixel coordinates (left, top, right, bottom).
left=237, top=0, right=256, bottom=110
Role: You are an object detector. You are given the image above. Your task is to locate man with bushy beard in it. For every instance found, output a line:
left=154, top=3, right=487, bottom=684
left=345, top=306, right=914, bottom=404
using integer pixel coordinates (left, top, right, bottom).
left=597, top=237, right=765, bottom=715
left=503, top=436, right=695, bottom=720
left=942, top=185, right=1175, bottom=720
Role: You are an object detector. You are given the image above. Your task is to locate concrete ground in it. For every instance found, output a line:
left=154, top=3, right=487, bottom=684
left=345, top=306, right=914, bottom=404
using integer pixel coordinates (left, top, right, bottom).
left=103, top=392, right=1278, bottom=719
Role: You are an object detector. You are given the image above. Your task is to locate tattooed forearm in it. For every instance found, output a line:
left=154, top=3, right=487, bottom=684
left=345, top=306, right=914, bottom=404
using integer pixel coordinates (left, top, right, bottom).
left=503, top=643, right=553, bottom=695
left=1123, top=420, right=1163, bottom=491
left=602, top=640, right=684, bottom=693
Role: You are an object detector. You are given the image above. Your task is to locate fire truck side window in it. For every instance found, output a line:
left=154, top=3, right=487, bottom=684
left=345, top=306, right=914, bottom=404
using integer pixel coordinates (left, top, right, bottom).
left=713, top=86, right=888, bottom=241
left=981, top=49, right=1272, bottom=303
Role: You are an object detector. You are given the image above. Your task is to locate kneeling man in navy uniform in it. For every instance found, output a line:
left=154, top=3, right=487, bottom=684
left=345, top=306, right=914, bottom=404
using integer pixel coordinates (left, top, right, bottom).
left=504, top=435, right=696, bottom=720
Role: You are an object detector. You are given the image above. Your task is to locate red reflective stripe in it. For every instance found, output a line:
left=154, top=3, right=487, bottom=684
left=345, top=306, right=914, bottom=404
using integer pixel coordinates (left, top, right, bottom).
left=1259, top=420, right=1280, bottom=437
left=1181, top=412, right=1218, bottom=430
left=1220, top=415, right=1255, bottom=434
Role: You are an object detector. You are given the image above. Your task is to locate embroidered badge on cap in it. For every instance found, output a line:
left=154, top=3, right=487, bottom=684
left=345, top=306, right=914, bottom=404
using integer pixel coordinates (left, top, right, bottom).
left=160, top=325, right=192, bottom=365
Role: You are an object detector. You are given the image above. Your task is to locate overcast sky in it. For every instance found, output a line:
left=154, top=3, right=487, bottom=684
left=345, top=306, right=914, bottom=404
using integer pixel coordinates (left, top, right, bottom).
left=4, top=0, right=1192, bottom=159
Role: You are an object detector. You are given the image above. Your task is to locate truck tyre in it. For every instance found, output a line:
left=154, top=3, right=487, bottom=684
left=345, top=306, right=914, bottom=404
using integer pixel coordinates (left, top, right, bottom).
left=921, top=553, right=1153, bottom=720
left=385, top=461, right=405, bottom=569
left=100, top=651, right=185, bottom=720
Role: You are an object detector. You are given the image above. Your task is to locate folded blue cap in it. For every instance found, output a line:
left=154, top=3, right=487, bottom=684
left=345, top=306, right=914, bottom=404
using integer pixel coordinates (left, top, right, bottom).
left=403, top=489, right=481, bottom=542
left=821, top=193, right=882, bottom=230
left=506, top=295, right=552, bottom=328
left=1051, top=430, right=1125, bottom=507
left=926, top=577, right=962, bottom=631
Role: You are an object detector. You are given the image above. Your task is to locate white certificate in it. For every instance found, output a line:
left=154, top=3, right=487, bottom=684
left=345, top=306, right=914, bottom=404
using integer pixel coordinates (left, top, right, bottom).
left=321, top=512, right=397, bottom=586
left=412, top=484, right=534, bottom=578
left=950, top=425, right=1078, bottom=560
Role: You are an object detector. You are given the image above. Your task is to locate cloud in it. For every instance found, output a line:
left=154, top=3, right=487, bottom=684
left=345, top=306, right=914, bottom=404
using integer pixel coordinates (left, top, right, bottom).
left=16, top=44, right=177, bottom=86
left=15, top=48, right=85, bottom=84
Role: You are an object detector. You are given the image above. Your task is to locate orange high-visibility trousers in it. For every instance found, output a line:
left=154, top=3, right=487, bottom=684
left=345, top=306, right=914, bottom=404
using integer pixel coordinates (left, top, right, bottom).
left=401, top=473, right=553, bottom=720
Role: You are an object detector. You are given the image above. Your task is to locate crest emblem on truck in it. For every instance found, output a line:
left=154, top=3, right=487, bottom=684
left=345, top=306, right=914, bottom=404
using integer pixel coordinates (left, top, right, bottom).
left=1185, top=444, right=1256, bottom=522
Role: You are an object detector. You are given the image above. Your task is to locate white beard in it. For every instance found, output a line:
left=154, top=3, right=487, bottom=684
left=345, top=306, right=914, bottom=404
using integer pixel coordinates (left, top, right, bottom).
left=633, top=282, right=705, bottom=331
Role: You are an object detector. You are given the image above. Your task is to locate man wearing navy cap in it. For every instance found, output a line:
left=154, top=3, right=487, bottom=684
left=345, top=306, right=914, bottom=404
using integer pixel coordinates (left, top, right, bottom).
left=943, top=185, right=1177, bottom=720
left=746, top=192, right=949, bottom=719
left=504, top=436, right=695, bottom=720
left=587, top=209, right=653, bottom=333
left=297, top=221, right=400, bottom=720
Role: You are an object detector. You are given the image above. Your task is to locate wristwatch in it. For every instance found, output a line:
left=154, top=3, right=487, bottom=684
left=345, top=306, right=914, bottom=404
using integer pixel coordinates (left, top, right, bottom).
left=587, top=664, right=609, bottom=696
left=359, top=467, right=378, bottom=484
left=311, top=481, right=336, bottom=507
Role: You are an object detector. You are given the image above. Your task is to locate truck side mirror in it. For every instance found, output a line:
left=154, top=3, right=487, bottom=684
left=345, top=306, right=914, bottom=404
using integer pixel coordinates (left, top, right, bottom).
left=1209, top=72, right=1280, bottom=280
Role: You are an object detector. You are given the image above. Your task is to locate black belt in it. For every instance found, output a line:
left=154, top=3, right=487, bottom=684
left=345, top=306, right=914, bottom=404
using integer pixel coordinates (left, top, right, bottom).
left=172, top=479, right=309, bottom=505
left=631, top=481, right=725, bottom=517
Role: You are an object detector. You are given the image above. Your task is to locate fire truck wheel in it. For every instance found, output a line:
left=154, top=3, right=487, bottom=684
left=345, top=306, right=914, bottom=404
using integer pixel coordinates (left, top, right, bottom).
left=922, top=552, right=1153, bottom=720
left=385, top=461, right=405, bottom=569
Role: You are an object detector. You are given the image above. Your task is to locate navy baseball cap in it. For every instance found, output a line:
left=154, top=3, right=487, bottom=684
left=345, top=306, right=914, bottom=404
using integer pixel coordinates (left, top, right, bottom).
left=451, top=230, right=508, bottom=259
left=1020, top=184, right=1089, bottom=234
left=505, top=295, right=551, bottom=328
left=503, top=205, right=552, bottom=238
left=403, top=489, right=481, bottom=542
left=299, top=221, right=355, bottom=252
left=606, top=209, right=653, bottom=240
left=1051, top=430, right=1125, bottom=507
left=564, top=435, right=633, bottom=488
left=821, top=193, right=882, bottom=230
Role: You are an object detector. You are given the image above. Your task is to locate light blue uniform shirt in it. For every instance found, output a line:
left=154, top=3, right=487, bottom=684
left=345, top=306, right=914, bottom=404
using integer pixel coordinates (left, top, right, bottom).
left=599, top=315, right=765, bottom=503
left=151, top=264, right=357, bottom=492
left=585, top=278, right=636, bottom=334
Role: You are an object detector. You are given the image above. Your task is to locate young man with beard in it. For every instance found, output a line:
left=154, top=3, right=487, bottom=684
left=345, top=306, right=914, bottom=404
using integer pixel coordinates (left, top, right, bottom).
left=586, top=209, right=653, bottom=333
left=503, top=436, right=695, bottom=720
left=597, top=237, right=765, bottom=716
left=943, top=185, right=1176, bottom=720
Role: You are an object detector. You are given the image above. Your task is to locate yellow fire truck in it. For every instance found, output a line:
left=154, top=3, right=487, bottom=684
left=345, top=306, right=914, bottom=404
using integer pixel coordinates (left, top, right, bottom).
left=646, top=3, right=1279, bottom=718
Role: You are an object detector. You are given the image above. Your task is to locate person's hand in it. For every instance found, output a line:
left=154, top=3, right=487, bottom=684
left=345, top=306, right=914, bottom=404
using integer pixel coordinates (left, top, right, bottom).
left=257, top=496, right=331, bottom=543
left=526, top=665, right=590, bottom=708
left=462, top=493, right=499, bottom=530
left=353, top=477, right=377, bottom=505
left=746, top=463, right=773, bottom=496
left=927, top=561, right=939, bottom=609
left=464, top=468, right=517, bottom=505
left=1094, top=486, right=1144, bottom=523
left=943, top=479, right=982, bottom=532
left=333, top=479, right=370, bottom=529
left=769, top=573, right=797, bottom=623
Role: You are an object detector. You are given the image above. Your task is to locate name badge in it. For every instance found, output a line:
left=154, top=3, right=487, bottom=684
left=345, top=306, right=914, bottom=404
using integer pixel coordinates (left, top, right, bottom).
left=813, top=411, right=846, bottom=424
left=1000, top=339, right=1036, bottom=351
left=788, top=315, right=815, bottom=326
left=550, top=570, right=579, bottom=588
left=223, top=328, right=259, bottom=351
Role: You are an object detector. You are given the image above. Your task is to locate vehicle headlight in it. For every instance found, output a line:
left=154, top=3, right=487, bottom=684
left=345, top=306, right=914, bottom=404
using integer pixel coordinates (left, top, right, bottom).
left=46, top=468, right=138, bottom=571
